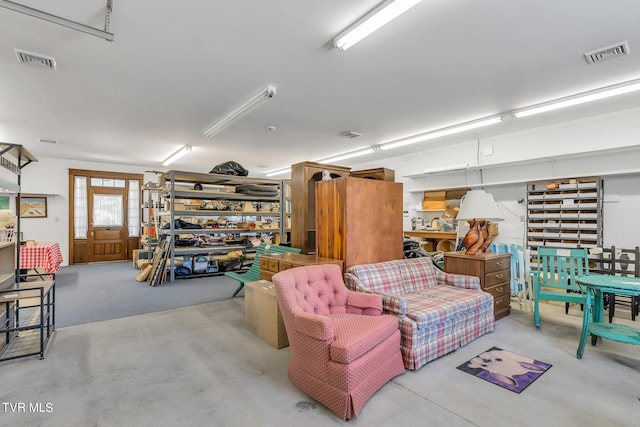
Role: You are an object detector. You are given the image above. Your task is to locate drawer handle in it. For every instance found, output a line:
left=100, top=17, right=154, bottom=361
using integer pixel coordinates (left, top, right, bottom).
left=496, top=261, right=504, bottom=266
left=496, top=273, right=504, bottom=279
left=497, top=286, right=503, bottom=293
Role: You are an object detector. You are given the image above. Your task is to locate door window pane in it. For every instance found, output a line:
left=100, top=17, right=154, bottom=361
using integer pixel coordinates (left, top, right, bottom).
left=74, top=176, right=88, bottom=239
left=128, top=180, right=140, bottom=236
left=90, top=178, right=126, bottom=188
left=93, top=194, right=123, bottom=227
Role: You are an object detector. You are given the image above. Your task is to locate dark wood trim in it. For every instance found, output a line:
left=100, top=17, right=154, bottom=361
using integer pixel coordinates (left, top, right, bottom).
left=68, top=169, right=143, bottom=264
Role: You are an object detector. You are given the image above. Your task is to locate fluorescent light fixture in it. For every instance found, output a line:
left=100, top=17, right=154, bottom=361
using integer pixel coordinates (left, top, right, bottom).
left=162, top=145, right=192, bottom=166
left=334, top=0, right=422, bottom=50
left=318, top=147, right=376, bottom=163
left=380, top=116, right=503, bottom=151
left=203, top=85, right=277, bottom=138
left=513, top=78, right=640, bottom=118
left=423, top=163, right=469, bottom=174
left=265, top=168, right=291, bottom=177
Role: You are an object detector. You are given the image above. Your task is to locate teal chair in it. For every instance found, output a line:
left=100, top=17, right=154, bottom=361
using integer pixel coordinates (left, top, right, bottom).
left=533, top=247, right=590, bottom=327
left=225, top=242, right=301, bottom=297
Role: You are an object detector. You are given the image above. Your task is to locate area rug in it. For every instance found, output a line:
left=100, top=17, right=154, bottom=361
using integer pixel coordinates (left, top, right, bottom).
left=456, top=346, right=552, bottom=393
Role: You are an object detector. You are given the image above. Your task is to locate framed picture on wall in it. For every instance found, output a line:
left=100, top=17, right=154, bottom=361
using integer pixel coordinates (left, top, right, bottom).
left=18, top=196, right=47, bottom=218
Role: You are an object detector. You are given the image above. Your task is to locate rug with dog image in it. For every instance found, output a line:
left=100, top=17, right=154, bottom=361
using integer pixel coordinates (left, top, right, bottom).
left=457, top=346, right=552, bottom=393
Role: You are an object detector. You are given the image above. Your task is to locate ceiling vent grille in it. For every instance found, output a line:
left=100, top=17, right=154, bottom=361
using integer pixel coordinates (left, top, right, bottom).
left=341, top=131, right=362, bottom=139
left=584, top=41, right=630, bottom=64
left=14, top=48, right=57, bottom=70
left=39, top=138, right=58, bottom=144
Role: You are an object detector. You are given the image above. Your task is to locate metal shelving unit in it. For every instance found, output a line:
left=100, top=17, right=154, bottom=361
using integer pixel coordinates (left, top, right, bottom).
left=526, top=177, right=603, bottom=257
left=158, top=170, right=289, bottom=282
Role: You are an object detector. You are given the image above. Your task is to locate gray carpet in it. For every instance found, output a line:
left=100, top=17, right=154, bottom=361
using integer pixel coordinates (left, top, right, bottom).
left=53, top=261, right=243, bottom=327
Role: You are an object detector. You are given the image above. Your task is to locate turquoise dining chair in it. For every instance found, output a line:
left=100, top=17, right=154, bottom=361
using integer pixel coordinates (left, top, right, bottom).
left=532, top=247, right=590, bottom=327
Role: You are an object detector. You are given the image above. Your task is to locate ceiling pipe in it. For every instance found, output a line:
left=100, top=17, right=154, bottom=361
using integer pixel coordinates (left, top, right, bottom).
left=0, top=0, right=115, bottom=41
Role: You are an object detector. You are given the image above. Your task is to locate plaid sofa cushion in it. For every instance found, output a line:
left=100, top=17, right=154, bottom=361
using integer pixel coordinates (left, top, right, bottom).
left=403, top=287, right=493, bottom=330
left=346, top=260, right=405, bottom=295
left=398, top=257, right=440, bottom=292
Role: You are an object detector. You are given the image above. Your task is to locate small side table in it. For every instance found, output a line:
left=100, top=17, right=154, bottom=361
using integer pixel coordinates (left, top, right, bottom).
left=576, top=274, right=640, bottom=359
left=0, top=279, right=56, bottom=361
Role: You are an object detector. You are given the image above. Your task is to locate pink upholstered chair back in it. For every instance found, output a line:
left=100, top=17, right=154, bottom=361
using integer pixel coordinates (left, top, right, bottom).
left=273, top=264, right=349, bottom=318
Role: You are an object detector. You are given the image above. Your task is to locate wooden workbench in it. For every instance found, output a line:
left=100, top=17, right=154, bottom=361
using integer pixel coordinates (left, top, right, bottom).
left=403, top=230, right=458, bottom=251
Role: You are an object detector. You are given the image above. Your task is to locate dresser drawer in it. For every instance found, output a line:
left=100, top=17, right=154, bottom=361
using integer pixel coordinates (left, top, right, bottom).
left=260, top=258, right=270, bottom=271
left=485, top=270, right=510, bottom=287
left=259, top=270, right=275, bottom=281
left=485, top=257, right=510, bottom=273
left=494, top=293, right=511, bottom=318
left=484, top=282, right=510, bottom=299
left=278, top=261, right=293, bottom=271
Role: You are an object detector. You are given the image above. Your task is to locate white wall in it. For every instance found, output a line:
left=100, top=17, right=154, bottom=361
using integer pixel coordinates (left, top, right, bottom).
left=11, top=105, right=640, bottom=265
left=349, top=106, right=640, bottom=250
left=17, top=157, right=157, bottom=266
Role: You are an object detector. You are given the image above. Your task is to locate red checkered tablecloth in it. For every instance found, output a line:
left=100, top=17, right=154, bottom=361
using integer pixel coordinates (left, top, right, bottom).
left=20, top=242, right=64, bottom=273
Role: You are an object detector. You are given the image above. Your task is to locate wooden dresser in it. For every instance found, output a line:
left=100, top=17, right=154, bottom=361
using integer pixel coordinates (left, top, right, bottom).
left=259, top=253, right=344, bottom=281
left=444, top=252, right=511, bottom=320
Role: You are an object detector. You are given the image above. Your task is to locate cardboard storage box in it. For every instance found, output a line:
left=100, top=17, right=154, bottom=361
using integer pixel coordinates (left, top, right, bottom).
left=422, top=190, right=446, bottom=210
left=245, top=280, right=289, bottom=349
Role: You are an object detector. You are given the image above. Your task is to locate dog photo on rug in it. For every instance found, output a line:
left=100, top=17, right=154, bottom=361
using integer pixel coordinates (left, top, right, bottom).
left=457, top=346, right=552, bottom=393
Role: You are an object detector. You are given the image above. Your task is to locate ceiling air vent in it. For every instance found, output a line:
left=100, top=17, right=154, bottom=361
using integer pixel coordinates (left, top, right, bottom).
left=14, top=48, right=57, bottom=70
left=341, top=131, right=362, bottom=139
left=39, top=138, right=58, bottom=144
left=584, top=41, right=630, bottom=64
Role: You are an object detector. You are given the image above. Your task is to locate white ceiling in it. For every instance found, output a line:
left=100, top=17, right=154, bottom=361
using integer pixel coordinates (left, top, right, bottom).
left=1, top=0, right=640, bottom=175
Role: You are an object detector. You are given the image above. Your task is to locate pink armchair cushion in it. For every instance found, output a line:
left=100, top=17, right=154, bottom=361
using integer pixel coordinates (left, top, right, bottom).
left=294, top=311, right=335, bottom=341
left=282, top=263, right=349, bottom=315
left=328, top=313, right=399, bottom=364
left=346, top=292, right=383, bottom=315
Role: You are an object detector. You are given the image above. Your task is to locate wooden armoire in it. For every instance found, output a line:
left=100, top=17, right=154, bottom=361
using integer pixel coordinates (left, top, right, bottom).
left=290, top=161, right=352, bottom=254
left=315, top=176, right=403, bottom=270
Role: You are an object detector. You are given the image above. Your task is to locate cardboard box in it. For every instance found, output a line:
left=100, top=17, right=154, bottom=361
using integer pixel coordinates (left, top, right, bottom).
left=132, top=249, right=153, bottom=268
left=245, top=280, right=289, bottom=349
left=422, top=190, right=446, bottom=210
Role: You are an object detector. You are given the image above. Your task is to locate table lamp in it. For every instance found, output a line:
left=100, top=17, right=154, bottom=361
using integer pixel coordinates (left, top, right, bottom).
left=456, top=189, right=503, bottom=255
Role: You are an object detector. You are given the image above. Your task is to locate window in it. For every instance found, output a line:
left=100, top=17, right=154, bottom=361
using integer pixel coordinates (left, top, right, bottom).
left=128, top=180, right=140, bottom=237
left=91, top=178, right=126, bottom=188
left=74, top=176, right=88, bottom=239
left=92, top=194, right=123, bottom=227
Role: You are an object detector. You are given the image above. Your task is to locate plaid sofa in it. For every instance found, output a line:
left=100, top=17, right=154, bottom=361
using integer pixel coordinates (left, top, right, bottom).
left=344, top=257, right=495, bottom=370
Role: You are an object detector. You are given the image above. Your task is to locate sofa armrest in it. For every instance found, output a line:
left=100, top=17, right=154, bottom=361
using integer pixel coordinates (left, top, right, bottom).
left=294, top=311, right=334, bottom=342
left=379, top=293, right=408, bottom=316
left=442, top=271, right=481, bottom=290
left=346, top=291, right=382, bottom=316
left=344, top=272, right=407, bottom=315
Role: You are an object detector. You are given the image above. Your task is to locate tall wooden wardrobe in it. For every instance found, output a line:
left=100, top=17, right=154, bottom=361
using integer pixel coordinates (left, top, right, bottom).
left=315, top=176, right=403, bottom=270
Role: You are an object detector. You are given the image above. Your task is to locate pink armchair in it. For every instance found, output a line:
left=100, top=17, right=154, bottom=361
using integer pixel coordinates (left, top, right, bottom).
left=272, top=264, right=405, bottom=420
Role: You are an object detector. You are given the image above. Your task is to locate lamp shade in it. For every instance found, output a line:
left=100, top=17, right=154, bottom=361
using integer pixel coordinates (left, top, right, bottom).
left=457, top=189, right=503, bottom=221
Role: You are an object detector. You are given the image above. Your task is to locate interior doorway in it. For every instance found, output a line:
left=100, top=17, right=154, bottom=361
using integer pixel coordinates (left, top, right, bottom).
left=69, top=169, right=143, bottom=264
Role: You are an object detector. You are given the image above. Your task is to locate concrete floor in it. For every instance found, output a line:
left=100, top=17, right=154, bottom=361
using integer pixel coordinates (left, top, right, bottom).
left=0, top=299, right=638, bottom=427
